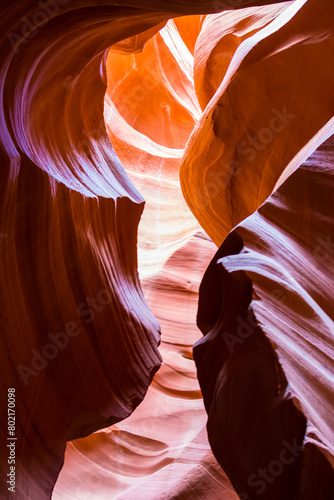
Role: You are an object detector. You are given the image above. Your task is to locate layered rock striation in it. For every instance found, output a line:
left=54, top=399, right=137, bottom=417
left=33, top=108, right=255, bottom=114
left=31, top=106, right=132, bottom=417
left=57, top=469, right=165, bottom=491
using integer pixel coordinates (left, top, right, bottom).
left=0, top=0, right=333, bottom=498
left=195, top=137, right=334, bottom=499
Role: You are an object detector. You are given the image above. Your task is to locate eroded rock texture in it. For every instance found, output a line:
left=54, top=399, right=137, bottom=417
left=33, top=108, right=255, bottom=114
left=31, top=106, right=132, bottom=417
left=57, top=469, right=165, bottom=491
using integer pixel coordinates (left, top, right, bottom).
left=105, top=18, right=202, bottom=278
left=195, top=138, right=334, bottom=499
left=53, top=232, right=240, bottom=499
left=0, top=0, right=333, bottom=499
left=180, top=0, right=334, bottom=245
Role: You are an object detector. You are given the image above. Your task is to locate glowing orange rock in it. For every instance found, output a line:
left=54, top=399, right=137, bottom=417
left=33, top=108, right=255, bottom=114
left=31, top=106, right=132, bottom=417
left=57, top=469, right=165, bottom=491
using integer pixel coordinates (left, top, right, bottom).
left=180, top=0, right=334, bottom=245
left=106, top=19, right=202, bottom=277
left=1, top=0, right=333, bottom=498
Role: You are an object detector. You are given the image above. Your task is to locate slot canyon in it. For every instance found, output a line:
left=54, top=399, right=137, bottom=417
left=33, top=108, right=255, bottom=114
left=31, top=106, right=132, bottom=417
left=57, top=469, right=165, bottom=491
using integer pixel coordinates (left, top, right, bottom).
left=0, top=0, right=334, bottom=499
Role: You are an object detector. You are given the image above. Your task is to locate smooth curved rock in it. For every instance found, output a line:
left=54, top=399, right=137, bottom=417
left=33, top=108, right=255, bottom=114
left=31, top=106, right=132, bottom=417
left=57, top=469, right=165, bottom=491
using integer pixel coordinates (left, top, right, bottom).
left=1, top=0, right=333, bottom=498
left=180, top=0, right=334, bottom=245
left=105, top=18, right=202, bottom=277
left=195, top=136, right=334, bottom=499
left=193, top=3, right=288, bottom=110
left=53, top=232, right=241, bottom=499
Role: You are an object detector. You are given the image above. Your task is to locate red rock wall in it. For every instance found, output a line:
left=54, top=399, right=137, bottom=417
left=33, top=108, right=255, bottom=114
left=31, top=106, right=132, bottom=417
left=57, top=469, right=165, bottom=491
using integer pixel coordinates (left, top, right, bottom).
left=195, top=136, right=334, bottom=499
left=0, top=0, right=333, bottom=498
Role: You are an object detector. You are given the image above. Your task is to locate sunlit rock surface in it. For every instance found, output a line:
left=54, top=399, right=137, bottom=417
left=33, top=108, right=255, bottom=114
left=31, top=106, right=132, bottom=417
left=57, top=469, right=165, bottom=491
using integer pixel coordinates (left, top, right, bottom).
left=0, top=0, right=333, bottom=498
left=180, top=0, right=334, bottom=245
left=105, top=18, right=203, bottom=278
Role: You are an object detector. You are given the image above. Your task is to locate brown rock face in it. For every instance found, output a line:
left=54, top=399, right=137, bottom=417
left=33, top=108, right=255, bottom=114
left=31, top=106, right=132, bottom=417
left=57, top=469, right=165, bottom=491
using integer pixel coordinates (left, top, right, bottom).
left=1, top=0, right=334, bottom=499
left=53, top=232, right=241, bottom=499
left=195, top=137, right=334, bottom=499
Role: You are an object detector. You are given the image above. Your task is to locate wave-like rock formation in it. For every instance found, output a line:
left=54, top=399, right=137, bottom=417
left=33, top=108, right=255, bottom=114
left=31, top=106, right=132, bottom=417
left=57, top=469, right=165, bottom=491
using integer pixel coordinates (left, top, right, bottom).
left=105, top=18, right=202, bottom=278
left=53, top=232, right=241, bottom=499
left=195, top=137, right=334, bottom=499
left=1, top=0, right=334, bottom=498
left=180, top=0, right=334, bottom=245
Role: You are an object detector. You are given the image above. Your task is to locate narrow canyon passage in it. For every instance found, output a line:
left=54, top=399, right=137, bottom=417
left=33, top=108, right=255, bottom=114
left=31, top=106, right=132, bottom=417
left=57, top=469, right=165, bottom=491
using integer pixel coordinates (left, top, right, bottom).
left=1, top=1, right=334, bottom=499
left=53, top=21, right=237, bottom=496
left=53, top=232, right=239, bottom=499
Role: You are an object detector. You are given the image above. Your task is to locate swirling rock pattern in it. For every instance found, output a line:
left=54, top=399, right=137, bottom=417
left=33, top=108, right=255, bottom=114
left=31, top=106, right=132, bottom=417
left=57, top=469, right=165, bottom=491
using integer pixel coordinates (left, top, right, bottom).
left=180, top=0, right=334, bottom=245
left=195, top=137, right=334, bottom=499
left=53, top=232, right=240, bottom=499
left=0, top=0, right=333, bottom=499
left=105, top=18, right=202, bottom=278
